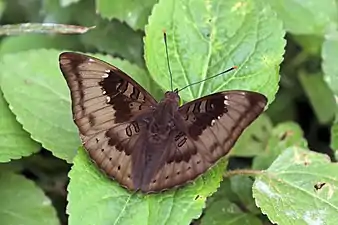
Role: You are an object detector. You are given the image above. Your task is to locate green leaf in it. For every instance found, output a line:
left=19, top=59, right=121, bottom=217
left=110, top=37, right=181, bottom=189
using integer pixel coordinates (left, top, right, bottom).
left=331, top=120, right=338, bottom=151
left=0, top=0, right=5, bottom=19
left=80, top=19, right=145, bottom=67
left=230, top=114, right=273, bottom=157
left=252, top=122, right=308, bottom=170
left=322, top=28, right=338, bottom=92
left=203, top=178, right=261, bottom=224
left=206, top=179, right=239, bottom=205
left=67, top=148, right=227, bottom=225
left=291, top=35, right=323, bottom=56
left=298, top=71, right=335, bottom=124
left=0, top=172, right=59, bottom=225
left=266, top=88, right=297, bottom=124
left=201, top=197, right=262, bottom=225
left=0, top=34, right=81, bottom=56
left=322, top=28, right=338, bottom=152
left=230, top=175, right=261, bottom=214
left=145, top=0, right=285, bottom=103
left=253, top=147, right=338, bottom=225
left=42, top=0, right=83, bottom=24
left=0, top=50, right=81, bottom=162
left=0, top=91, right=40, bottom=162
left=268, top=0, right=338, bottom=35
left=96, top=0, right=158, bottom=30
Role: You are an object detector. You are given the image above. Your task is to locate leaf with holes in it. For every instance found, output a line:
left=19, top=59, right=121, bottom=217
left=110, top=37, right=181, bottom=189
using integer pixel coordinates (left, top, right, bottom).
left=253, top=147, right=338, bottom=225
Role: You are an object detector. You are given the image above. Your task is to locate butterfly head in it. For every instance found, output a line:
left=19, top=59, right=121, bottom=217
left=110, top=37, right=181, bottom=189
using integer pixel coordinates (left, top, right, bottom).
left=163, top=89, right=180, bottom=106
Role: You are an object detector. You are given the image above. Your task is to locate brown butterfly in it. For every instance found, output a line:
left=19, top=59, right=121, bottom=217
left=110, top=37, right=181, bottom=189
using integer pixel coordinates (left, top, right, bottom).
left=59, top=43, right=267, bottom=193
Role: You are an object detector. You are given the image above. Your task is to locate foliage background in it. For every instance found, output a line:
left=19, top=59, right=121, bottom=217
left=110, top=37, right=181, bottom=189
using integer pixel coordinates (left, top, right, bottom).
left=0, top=0, right=337, bottom=225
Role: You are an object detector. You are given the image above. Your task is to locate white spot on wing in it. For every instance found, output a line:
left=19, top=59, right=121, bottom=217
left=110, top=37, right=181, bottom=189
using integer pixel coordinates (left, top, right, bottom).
left=224, top=99, right=229, bottom=105
left=105, top=69, right=110, bottom=73
left=106, top=96, right=111, bottom=103
left=88, top=58, right=95, bottom=62
left=211, top=120, right=216, bottom=126
left=224, top=95, right=229, bottom=100
left=217, top=116, right=221, bottom=120
left=102, top=90, right=106, bottom=95
left=102, top=73, right=109, bottom=78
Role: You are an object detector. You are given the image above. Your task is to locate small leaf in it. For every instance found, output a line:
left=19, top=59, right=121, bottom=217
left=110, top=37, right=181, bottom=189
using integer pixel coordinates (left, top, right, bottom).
left=268, top=0, right=338, bottom=35
left=231, top=114, right=273, bottom=157
left=0, top=172, right=59, bottom=225
left=230, top=175, right=261, bottom=214
left=252, top=122, right=308, bottom=170
left=0, top=91, right=40, bottom=162
left=67, top=148, right=227, bottom=225
left=253, top=147, right=338, bottom=225
left=201, top=197, right=262, bottom=225
left=298, top=71, right=335, bottom=124
left=0, top=49, right=156, bottom=162
left=96, top=0, right=158, bottom=30
left=291, top=35, right=323, bottom=55
left=206, top=179, right=239, bottom=205
left=266, top=89, right=297, bottom=124
left=145, top=0, right=285, bottom=103
left=80, top=19, right=145, bottom=67
left=42, top=0, right=88, bottom=24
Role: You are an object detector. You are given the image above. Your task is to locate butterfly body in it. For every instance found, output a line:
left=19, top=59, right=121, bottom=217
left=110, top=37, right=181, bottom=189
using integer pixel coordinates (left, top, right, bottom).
left=59, top=52, right=267, bottom=193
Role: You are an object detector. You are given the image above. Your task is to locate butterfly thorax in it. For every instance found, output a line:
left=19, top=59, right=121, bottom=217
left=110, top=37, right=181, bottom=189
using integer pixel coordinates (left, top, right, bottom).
left=144, top=91, right=181, bottom=143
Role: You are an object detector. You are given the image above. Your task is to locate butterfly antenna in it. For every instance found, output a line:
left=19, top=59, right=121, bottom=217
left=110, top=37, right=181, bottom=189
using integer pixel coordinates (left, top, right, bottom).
left=163, top=30, right=174, bottom=91
left=177, top=66, right=238, bottom=92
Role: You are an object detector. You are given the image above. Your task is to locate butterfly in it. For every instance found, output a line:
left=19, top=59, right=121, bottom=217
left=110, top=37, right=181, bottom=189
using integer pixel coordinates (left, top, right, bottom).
left=59, top=50, right=267, bottom=193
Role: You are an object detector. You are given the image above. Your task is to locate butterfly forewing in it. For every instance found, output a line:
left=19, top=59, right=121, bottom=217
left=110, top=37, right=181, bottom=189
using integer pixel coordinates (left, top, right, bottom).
left=59, top=52, right=157, bottom=190
left=142, top=91, right=267, bottom=192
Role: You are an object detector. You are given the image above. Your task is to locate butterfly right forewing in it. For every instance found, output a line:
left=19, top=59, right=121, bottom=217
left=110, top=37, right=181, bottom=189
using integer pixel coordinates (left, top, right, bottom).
left=59, top=52, right=157, bottom=190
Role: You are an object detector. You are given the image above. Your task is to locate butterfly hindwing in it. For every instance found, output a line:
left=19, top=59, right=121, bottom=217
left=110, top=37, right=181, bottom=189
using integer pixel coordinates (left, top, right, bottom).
left=59, top=52, right=157, bottom=190
left=142, top=91, right=267, bottom=192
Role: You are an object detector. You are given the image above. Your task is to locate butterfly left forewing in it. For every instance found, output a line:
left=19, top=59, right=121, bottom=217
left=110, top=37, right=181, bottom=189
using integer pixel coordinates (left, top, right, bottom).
left=59, top=52, right=157, bottom=191
left=143, top=90, right=267, bottom=192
